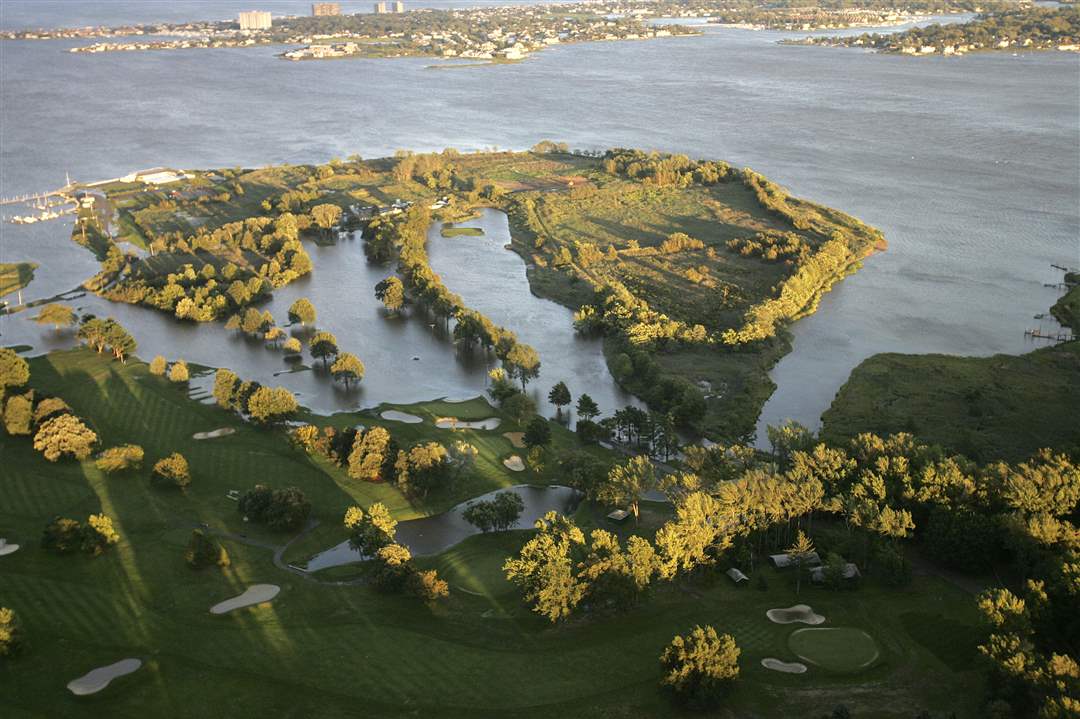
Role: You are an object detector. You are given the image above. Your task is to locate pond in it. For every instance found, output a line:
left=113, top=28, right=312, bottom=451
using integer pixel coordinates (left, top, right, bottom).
left=304, top=483, right=582, bottom=571
left=1, top=209, right=635, bottom=418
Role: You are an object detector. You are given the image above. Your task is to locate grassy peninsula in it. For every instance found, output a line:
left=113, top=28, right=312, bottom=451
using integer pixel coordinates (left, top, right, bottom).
left=0, top=262, right=37, bottom=300
left=69, top=147, right=883, bottom=442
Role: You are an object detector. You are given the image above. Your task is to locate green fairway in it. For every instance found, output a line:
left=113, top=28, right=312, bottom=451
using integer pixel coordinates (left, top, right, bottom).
left=788, top=627, right=881, bottom=673
left=1, top=348, right=988, bottom=717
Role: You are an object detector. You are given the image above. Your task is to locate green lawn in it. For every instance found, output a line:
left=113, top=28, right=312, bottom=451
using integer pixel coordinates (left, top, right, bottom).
left=441, top=226, right=485, bottom=238
left=1, top=348, right=987, bottom=717
left=821, top=342, right=1080, bottom=462
left=1052, top=283, right=1079, bottom=332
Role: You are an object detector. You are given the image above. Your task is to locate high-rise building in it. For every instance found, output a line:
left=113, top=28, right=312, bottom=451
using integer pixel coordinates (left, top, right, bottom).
left=392, top=1, right=404, bottom=12
left=373, top=2, right=388, bottom=13
left=312, top=2, right=341, bottom=15
left=238, top=10, right=272, bottom=30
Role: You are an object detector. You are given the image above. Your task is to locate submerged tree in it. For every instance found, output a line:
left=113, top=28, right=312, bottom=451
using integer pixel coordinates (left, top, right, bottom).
left=34, top=303, right=76, bottom=331
left=331, top=352, right=365, bottom=389
left=288, top=297, right=317, bottom=327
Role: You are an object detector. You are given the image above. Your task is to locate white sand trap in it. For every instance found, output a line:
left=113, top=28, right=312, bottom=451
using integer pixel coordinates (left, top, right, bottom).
left=193, top=427, right=236, bottom=440
left=67, top=658, right=142, bottom=695
left=0, top=539, right=20, bottom=556
left=381, top=410, right=423, bottom=424
left=210, top=584, right=280, bottom=614
left=761, top=657, right=808, bottom=674
left=503, top=455, right=525, bottom=472
left=767, top=604, right=825, bottom=625
left=502, top=432, right=526, bottom=448
left=436, top=417, right=500, bottom=430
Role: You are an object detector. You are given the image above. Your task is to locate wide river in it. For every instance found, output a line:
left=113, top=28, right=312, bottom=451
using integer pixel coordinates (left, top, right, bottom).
left=1, top=2, right=1077, bottom=438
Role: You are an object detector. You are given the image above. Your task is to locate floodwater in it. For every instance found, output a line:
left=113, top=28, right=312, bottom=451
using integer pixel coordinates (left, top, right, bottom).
left=1, top=3, right=1077, bottom=438
left=305, top=483, right=581, bottom=569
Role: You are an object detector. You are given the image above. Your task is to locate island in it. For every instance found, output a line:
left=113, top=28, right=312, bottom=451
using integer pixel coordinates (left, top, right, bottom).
left=66, top=145, right=883, bottom=442
left=790, top=5, right=1080, bottom=55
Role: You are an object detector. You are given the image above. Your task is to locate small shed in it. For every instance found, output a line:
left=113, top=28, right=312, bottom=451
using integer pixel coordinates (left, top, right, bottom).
left=726, top=567, right=749, bottom=585
left=769, top=551, right=822, bottom=569
left=810, top=563, right=861, bottom=584
left=606, top=509, right=631, bottom=524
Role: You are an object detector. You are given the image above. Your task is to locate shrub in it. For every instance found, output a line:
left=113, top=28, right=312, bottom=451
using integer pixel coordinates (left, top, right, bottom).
left=152, top=452, right=191, bottom=490
left=3, top=394, right=32, bottom=436
left=185, top=529, right=230, bottom=569
left=33, top=413, right=97, bottom=462
left=168, top=360, right=190, bottom=383
left=148, top=355, right=167, bottom=376
left=95, top=444, right=144, bottom=474
left=0, top=607, right=24, bottom=658
left=660, top=625, right=740, bottom=709
left=238, top=485, right=311, bottom=531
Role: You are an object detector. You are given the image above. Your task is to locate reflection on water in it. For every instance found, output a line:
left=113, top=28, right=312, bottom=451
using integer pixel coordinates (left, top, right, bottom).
left=305, top=483, right=582, bottom=570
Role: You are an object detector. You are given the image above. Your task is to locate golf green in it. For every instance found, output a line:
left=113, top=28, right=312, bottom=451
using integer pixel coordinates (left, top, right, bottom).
left=788, top=627, right=880, bottom=673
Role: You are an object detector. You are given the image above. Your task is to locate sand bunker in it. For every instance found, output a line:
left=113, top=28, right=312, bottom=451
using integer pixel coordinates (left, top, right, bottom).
left=210, top=584, right=280, bottom=615
left=503, top=455, right=525, bottom=472
left=193, top=427, right=236, bottom=440
left=435, top=417, right=500, bottom=430
left=67, top=658, right=142, bottom=695
left=502, top=432, right=525, bottom=448
left=381, top=410, right=423, bottom=424
left=767, top=604, right=825, bottom=625
left=761, top=658, right=808, bottom=674
left=0, top=542, right=20, bottom=556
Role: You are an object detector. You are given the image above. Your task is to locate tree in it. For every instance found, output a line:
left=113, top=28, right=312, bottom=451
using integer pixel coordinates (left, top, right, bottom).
left=548, top=381, right=571, bottom=418
left=373, top=543, right=414, bottom=592
left=463, top=491, right=525, bottom=532
left=0, top=607, right=23, bottom=658
left=239, top=485, right=311, bottom=531
left=33, top=414, right=97, bottom=462
left=330, top=352, right=365, bottom=389
left=168, top=360, right=189, bottom=383
left=288, top=297, right=317, bottom=327
left=3, top=394, right=32, bottom=436
left=149, top=355, right=168, bottom=376
left=375, top=276, right=405, bottom=313
left=152, top=452, right=191, bottom=490
left=599, top=455, right=655, bottom=520
left=0, top=348, right=30, bottom=390
left=246, top=386, right=298, bottom=425
left=523, top=416, right=552, bottom=450
left=95, top=444, right=144, bottom=474
left=505, top=343, right=541, bottom=390
left=503, top=392, right=536, bottom=427
left=283, top=337, right=302, bottom=355
left=785, top=530, right=816, bottom=595
left=660, top=626, right=740, bottom=709
left=345, top=503, right=398, bottom=555
left=185, top=529, right=229, bottom=569
left=576, top=393, right=600, bottom=423
left=34, top=303, right=75, bottom=331
left=33, top=397, right=71, bottom=426
left=395, top=442, right=451, bottom=498
left=104, top=319, right=136, bottom=362
left=213, top=368, right=240, bottom=410
left=42, top=514, right=119, bottom=556
left=503, top=512, right=586, bottom=622
left=311, top=203, right=343, bottom=236
left=408, top=569, right=449, bottom=602
left=347, top=427, right=393, bottom=482
left=309, top=330, right=339, bottom=368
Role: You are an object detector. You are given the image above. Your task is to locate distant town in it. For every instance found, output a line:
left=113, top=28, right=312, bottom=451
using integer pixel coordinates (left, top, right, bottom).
left=1, top=1, right=698, bottom=63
